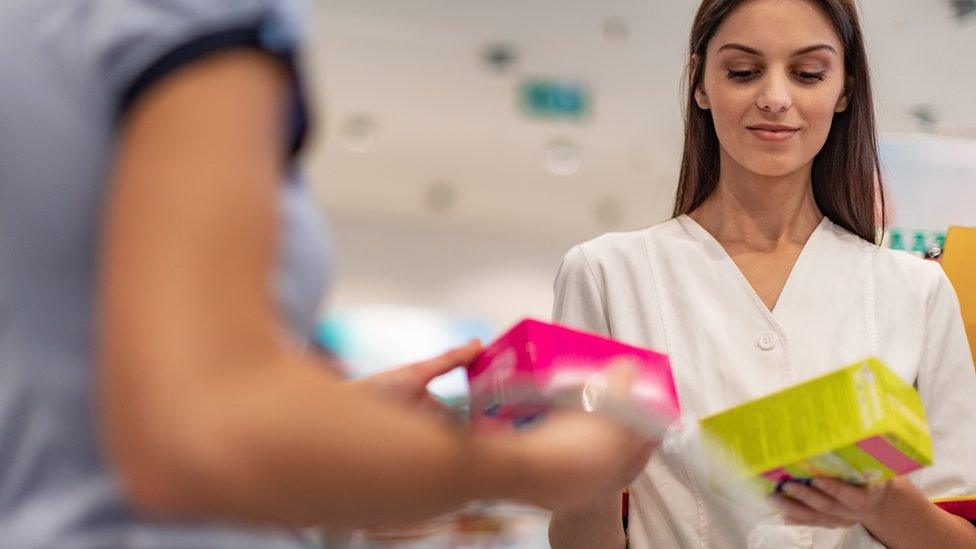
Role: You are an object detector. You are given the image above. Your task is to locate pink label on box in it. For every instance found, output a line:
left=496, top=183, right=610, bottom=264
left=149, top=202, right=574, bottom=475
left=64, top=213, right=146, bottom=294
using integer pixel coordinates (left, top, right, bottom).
left=761, top=467, right=791, bottom=483
left=856, top=435, right=922, bottom=475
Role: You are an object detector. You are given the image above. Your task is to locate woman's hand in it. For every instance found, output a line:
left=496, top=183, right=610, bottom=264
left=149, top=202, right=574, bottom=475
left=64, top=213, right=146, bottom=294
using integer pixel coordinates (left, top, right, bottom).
left=515, top=362, right=658, bottom=512
left=350, top=340, right=482, bottom=416
left=774, top=476, right=976, bottom=548
left=353, top=343, right=656, bottom=513
left=517, top=410, right=655, bottom=512
left=772, top=477, right=891, bottom=529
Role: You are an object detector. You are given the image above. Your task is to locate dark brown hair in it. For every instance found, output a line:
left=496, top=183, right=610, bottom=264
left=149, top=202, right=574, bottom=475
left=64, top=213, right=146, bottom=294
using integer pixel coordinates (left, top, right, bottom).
left=674, top=0, right=885, bottom=243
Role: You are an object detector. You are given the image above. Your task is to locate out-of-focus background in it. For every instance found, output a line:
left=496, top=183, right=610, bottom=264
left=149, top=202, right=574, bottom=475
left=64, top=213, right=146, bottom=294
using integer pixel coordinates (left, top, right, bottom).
left=307, top=0, right=976, bottom=399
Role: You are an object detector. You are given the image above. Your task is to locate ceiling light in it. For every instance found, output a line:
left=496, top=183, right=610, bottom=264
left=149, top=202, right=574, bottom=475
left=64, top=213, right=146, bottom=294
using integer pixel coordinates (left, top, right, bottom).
left=340, top=115, right=377, bottom=153
left=545, top=141, right=582, bottom=176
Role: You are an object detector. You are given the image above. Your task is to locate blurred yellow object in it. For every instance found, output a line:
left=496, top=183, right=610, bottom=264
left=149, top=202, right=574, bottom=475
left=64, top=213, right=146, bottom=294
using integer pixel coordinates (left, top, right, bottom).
left=941, top=226, right=976, bottom=369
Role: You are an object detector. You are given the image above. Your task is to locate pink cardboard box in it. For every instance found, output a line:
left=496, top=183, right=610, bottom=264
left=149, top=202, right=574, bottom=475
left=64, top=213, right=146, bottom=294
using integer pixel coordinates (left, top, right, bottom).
left=467, top=319, right=680, bottom=432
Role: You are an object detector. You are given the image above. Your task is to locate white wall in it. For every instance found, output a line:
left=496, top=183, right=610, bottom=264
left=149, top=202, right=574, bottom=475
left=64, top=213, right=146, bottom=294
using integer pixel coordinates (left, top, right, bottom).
left=322, top=210, right=578, bottom=329
left=881, top=135, right=976, bottom=229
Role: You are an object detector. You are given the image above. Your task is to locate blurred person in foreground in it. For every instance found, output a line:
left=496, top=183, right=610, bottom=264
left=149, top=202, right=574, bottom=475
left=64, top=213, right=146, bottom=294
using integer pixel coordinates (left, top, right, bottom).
left=0, top=2, right=655, bottom=547
left=549, top=0, right=976, bottom=548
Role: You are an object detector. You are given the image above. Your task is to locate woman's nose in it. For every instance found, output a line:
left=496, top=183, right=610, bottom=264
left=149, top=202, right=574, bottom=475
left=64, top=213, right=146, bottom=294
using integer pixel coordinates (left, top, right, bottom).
left=756, top=75, right=792, bottom=113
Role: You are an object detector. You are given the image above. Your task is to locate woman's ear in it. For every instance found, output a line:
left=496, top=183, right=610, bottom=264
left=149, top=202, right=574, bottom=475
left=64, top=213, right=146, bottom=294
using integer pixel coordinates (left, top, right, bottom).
left=690, top=54, right=711, bottom=110
left=696, top=88, right=711, bottom=110
left=835, top=76, right=853, bottom=113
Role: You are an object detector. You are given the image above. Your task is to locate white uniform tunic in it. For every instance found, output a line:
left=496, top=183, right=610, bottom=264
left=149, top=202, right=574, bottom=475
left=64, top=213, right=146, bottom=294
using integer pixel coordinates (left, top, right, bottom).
left=553, top=215, right=976, bottom=548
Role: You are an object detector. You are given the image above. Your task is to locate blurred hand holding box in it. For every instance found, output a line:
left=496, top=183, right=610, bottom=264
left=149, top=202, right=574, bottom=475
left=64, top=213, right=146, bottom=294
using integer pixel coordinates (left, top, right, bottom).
left=466, top=319, right=680, bottom=437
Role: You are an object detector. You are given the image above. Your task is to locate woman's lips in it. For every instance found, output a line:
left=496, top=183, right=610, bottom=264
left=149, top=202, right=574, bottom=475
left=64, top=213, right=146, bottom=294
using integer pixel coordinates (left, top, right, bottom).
left=747, top=124, right=799, bottom=142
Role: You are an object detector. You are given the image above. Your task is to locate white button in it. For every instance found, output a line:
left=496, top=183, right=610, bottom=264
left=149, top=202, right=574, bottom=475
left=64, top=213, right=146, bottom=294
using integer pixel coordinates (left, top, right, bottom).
left=757, top=332, right=778, bottom=351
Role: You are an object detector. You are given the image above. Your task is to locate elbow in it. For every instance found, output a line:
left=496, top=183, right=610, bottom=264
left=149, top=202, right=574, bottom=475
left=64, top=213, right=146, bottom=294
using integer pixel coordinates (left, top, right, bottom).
left=103, top=401, right=242, bottom=519
left=113, top=451, right=202, bottom=518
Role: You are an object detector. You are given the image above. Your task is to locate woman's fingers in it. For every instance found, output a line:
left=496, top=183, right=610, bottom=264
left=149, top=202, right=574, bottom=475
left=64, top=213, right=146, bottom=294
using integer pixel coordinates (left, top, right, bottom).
left=362, top=340, right=482, bottom=402
left=772, top=496, right=856, bottom=529
left=409, top=340, right=482, bottom=382
left=809, top=477, right=871, bottom=511
left=781, top=481, right=853, bottom=519
left=602, top=359, right=640, bottom=394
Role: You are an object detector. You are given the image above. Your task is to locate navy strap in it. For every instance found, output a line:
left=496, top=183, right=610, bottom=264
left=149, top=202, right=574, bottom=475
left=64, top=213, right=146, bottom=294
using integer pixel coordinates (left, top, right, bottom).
left=119, top=17, right=309, bottom=158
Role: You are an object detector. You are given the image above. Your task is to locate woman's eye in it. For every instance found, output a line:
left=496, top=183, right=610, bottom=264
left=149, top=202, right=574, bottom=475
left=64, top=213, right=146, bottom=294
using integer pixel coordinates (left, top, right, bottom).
left=795, top=71, right=828, bottom=83
left=727, top=69, right=759, bottom=81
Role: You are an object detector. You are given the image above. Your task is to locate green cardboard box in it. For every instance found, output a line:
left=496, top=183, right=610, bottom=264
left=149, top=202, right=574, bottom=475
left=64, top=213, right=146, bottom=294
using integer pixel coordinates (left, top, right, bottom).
left=700, top=358, right=933, bottom=494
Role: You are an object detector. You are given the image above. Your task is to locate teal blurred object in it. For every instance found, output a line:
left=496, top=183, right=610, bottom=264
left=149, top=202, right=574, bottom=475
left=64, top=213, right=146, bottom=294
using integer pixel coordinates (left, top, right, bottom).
left=519, top=79, right=590, bottom=120
left=889, top=229, right=905, bottom=251
left=883, top=227, right=948, bottom=258
left=315, top=306, right=496, bottom=402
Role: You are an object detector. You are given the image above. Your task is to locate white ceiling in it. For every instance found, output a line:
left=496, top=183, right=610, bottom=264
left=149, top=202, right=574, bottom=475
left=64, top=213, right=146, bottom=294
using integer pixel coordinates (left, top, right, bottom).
left=304, top=0, right=976, bottom=243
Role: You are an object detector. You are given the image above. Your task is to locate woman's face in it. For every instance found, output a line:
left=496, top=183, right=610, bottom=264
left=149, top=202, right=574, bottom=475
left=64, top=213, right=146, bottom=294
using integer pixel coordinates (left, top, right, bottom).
left=696, top=0, right=849, bottom=178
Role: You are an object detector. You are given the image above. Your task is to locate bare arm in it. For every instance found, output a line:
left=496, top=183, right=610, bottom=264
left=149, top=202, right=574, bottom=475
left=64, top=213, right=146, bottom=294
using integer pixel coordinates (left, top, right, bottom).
left=99, top=50, right=528, bottom=529
left=549, top=496, right=626, bottom=549
left=101, top=48, right=657, bottom=530
left=860, top=479, right=976, bottom=549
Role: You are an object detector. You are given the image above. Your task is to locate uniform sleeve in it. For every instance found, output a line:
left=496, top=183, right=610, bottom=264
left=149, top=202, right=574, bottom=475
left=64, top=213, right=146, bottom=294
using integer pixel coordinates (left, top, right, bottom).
left=552, top=245, right=611, bottom=337
left=88, top=0, right=310, bottom=156
left=910, top=266, right=976, bottom=502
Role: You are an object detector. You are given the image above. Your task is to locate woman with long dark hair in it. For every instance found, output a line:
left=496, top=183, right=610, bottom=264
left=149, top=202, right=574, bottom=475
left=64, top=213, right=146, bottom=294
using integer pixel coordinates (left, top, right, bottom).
left=550, top=1, right=976, bottom=547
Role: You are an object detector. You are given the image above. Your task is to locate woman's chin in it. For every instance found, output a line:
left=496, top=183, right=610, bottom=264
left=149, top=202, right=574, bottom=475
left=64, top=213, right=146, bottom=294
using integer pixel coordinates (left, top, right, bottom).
left=739, top=157, right=810, bottom=179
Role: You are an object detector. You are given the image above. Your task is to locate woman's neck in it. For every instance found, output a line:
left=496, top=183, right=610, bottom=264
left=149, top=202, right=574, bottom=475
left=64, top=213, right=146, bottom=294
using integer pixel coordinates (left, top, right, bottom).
left=688, top=156, right=823, bottom=250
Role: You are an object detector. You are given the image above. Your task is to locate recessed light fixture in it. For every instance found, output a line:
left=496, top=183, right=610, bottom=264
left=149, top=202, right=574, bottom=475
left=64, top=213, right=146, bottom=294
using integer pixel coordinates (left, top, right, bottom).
left=545, top=141, right=582, bottom=176
left=483, top=43, right=518, bottom=73
left=603, top=18, right=629, bottom=43
left=909, top=105, right=938, bottom=132
left=425, top=181, right=457, bottom=214
left=594, top=197, right=624, bottom=229
left=340, top=115, right=377, bottom=153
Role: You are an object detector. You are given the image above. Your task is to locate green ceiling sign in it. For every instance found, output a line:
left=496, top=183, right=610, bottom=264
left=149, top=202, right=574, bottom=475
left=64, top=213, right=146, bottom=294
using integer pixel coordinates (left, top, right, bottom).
left=519, top=79, right=590, bottom=120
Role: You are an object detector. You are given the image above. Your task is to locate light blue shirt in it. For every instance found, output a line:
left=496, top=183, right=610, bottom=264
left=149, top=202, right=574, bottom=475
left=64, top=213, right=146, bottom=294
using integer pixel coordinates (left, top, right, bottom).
left=0, top=1, right=328, bottom=547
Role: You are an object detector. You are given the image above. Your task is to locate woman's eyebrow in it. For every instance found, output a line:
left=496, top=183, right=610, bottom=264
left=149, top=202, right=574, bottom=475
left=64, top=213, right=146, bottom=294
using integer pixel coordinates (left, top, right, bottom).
left=717, top=43, right=838, bottom=57
left=792, top=44, right=837, bottom=56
